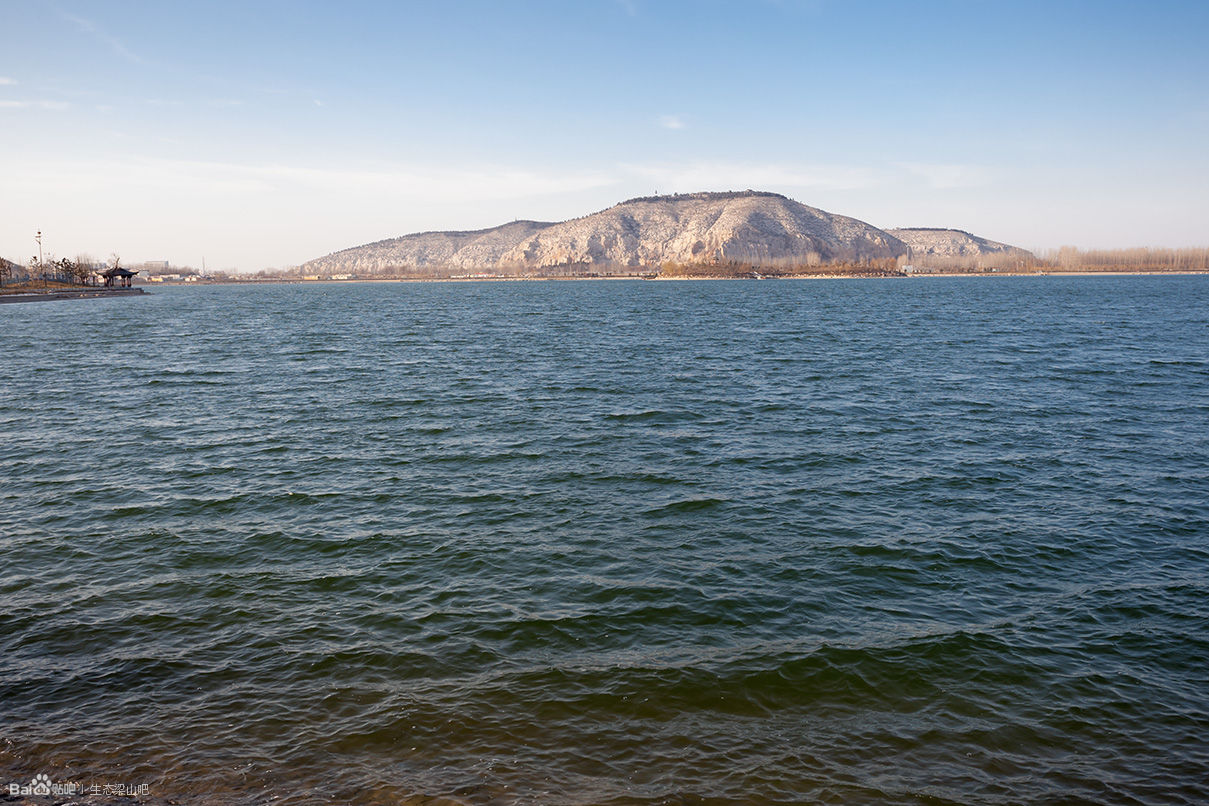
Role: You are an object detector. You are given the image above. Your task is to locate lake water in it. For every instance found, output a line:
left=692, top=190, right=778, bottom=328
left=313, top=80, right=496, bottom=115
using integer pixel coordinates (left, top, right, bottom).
left=2, top=278, right=1207, bottom=805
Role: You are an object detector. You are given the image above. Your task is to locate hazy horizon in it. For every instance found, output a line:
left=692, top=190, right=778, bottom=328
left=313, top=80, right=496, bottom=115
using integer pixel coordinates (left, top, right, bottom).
left=3, top=0, right=1207, bottom=272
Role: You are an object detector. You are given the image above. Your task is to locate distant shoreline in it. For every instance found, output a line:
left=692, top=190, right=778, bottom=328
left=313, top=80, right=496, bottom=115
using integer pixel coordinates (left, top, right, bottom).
left=151, top=270, right=1209, bottom=286
left=163, top=269, right=1209, bottom=285
left=655, top=270, right=1209, bottom=280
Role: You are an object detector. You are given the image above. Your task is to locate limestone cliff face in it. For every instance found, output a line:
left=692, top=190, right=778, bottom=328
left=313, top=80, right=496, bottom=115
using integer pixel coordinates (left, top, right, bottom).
left=889, top=228, right=1033, bottom=261
left=300, top=191, right=912, bottom=274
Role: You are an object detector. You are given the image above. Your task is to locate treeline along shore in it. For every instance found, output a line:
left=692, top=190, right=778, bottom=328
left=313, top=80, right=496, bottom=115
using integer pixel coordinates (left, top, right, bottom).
left=5, top=248, right=1206, bottom=290
left=243, top=246, right=1209, bottom=283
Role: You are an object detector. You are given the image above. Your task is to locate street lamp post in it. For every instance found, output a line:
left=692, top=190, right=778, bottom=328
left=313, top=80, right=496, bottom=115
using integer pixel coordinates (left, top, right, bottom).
left=35, top=231, right=43, bottom=286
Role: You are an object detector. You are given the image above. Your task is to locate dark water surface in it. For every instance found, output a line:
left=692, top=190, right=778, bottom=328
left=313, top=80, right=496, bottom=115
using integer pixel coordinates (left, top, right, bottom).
left=2, top=278, right=1208, bottom=805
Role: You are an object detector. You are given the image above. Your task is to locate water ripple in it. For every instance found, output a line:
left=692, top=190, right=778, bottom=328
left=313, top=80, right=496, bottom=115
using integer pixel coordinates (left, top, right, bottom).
left=2, top=278, right=1208, bottom=804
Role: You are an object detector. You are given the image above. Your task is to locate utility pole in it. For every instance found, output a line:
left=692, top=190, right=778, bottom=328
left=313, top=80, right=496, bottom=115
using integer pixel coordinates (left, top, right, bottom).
left=36, top=231, right=43, bottom=286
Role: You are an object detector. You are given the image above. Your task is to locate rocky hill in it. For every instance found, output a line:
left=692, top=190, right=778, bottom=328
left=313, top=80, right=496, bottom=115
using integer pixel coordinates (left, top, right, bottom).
left=300, top=192, right=1032, bottom=275
left=495, top=191, right=906, bottom=269
left=889, top=228, right=1033, bottom=263
left=302, top=220, right=554, bottom=275
left=301, top=191, right=911, bottom=275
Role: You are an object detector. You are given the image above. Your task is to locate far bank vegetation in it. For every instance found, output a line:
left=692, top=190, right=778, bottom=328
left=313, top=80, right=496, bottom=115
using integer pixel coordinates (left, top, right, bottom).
left=659, top=258, right=903, bottom=278
left=1040, top=246, right=1209, bottom=273
left=285, top=248, right=1207, bottom=281
left=907, top=247, right=1208, bottom=274
left=8, top=246, right=1207, bottom=285
left=660, top=246, right=1208, bottom=278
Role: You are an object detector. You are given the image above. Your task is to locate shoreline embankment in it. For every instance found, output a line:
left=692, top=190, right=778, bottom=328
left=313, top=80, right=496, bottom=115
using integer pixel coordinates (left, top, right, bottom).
left=0, top=288, right=146, bottom=304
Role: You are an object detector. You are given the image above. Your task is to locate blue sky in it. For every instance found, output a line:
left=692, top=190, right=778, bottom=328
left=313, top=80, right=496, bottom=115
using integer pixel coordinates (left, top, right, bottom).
left=2, top=0, right=1207, bottom=271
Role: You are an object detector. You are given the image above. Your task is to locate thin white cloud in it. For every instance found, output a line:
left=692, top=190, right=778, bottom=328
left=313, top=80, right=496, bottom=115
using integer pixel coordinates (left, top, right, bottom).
left=658, top=115, right=685, bottom=130
left=0, top=100, right=70, bottom=110
left=59, top=11, right=142, bottom=63
left=1, top=156, right=619, bottom=201
left=0, top=77, right=16, bottom=86
left=621, top=160, right=880, bottom=192
left=615, top=0, right=639, bottom=16
left=313, top=99, right=323, bottom=107
left=760, top=0, right=826, bottom=11
left=896, top=161, right=992, bottom=189
left=253, top=161, right=620, bottom=200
